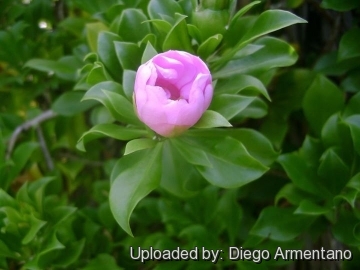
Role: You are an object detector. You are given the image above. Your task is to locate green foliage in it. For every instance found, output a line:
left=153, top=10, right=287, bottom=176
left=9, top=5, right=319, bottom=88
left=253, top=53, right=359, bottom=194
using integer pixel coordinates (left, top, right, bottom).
left=1, top=0, right=360, bottom=269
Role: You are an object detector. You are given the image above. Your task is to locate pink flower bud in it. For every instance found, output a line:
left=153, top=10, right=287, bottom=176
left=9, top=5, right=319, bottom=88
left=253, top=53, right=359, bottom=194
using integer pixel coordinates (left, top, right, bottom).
left=133, top=50, right=213, bottom=137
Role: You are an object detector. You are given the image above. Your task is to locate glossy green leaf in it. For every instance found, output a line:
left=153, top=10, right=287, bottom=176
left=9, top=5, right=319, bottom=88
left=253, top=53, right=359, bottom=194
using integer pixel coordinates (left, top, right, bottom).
left=187, top=128, right=278, bottom=166
left=318, top=148, right=350, bottom=195
left=238, top=97, right=268, bottom=119
left=52, top=92, right=97, bottom=116
left=86, top=63, right=112, bottom=85
left=196, top=137, right=268, bottom=188
left=302, top=75, right=344, bottom=135
left=277, top=152, right=330, bottom=197
left=210, top=94, right=256, bottom=120
left=250, top=206, right=315, bottom=241
left=239, top=10, right=307, bottom=45
left=141, top=41, right=158, bottom=64
left=275, top=184, right=313, bottom=206
left=109, top=145, right=163, bottom=236
left=294, top=200, right=330, bottom=216
left=334, top=189, right=358, bottom=208
left=86, top=22, right=108, bottom=52
left=215, top=74, right=270, bottom=100
left=171, top=138, right=212, bottom=167
left=160, top=141, right=204, bottom=198
left=102, top=90, right=141, bottom=125
left=163, top=14, right=193, bottom=52
left=344, top=115, right=360, bottom=156
left=193, top=110, right=232, bottom=128
left=124, top=138, right=157, bottom=155
left=214, top=37, right=298, bottom=79
left=122, top=70, right=136, bottom=100
left=230, top=1, right=261, bottom=26
left=197, top=34, right=223, bottom=59
left=82, top=81, right=137, bottom=123
left=110, top=9, right=150, bottom=42
left=338, top=28, right=360, bottom=62
left=24, top=58, right=77, bottom=81
left=332, top=209, right=360, bottom=246
left=77, top=124, right=147, bottom=151
left=97, top=31, right=122, bottom=80
left=148, top=0, right=183, bottom=22
left=114, top=41, right=142, bottom=70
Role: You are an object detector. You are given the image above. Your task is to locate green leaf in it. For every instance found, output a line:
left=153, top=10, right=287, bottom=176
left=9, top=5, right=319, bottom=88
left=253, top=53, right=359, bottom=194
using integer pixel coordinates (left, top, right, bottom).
left=341, top=69, right=360, bottom=93
left=302, top=75, right=344, bottom=135
left=275, top=184, right=313, bottom=206
left=230, top=1, right=261, bottom=25
left=239, top=10, right=307, bottom=45
left=238, top=97, right=268, bottom=119
left=321, top=0, right=360, bottom=11
left=338, top=28, right=360, bottom=62
left=0, top=189, right=17, bottom=208
left=146, top=19, right=172, bottom=35
left=215, top=74, right=270, bottom=100
left=344, top=115, right=360, bottom=156
left=163, top=14, right=193, bottom=53
left=195, top=137, right=268, bottom=188
left=318, top=148, right=350, bottom=195
left=187, top=128, right=278, bottom=166
left=214, top=37, right=298, bottom=79
left=124, top=138, right=157, bottom=155
left=114, top=41, right=142, bottom=70
left=122, top=70, right=136, bottom=100
left=83, top=254, right=122, bottom=270
left=110, top=9, right=150, bottom=42
left=53, top=239, right=85, bottom=268
left=160, top=141, right=204, bottom=198
left=28, top=177, right=55, bottom=214
left=86, top=62, right=112, bottom=85
left=193, top=110, right=232, bottom=128
left=210, top=94, right=256, bottom=120
left=334, top=189, right=358, bottom=208
left=77, top=124, right=147, bottom=151
left=52, top=92, right=97, bottom=116
left=171, top=138, right=212, bottom=167
left=148, top=0, right=183, bottom=22
left=24, top=58, right=77, bottom=81
left=97, top=31, right=123, bottom=80
left=250, top=206, right=315, bottom=241
left=277, top=152, right=330, bottom=197
left=86, top=22, right=109, bottom=52
left=197, top=34, right=223, bottom=59
left=109, top=145, right=163, bottom=236
left=9, top=142, right=39, bottom=182
left=102, top=90, right=142, bottom=125
left=22, top=214, right=47, bottom=245
left=332, top=209, right=360, bottom=246
left=82, top=81, right=139, bottom=124
left=348, top=173, right=360, bottom=192
left=141, top=41, right=158, bottom=64
left=294, top=200, right=330, bottom=216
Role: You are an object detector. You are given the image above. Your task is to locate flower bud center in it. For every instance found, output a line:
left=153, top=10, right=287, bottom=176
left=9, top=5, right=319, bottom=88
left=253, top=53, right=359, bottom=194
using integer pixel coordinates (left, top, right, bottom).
left=156, top=78, right=182, bottom=101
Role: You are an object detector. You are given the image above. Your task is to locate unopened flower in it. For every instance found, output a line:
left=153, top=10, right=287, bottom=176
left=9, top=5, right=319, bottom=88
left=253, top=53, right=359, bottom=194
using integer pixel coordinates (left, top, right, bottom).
left=133, top=50, right=213, bottom=137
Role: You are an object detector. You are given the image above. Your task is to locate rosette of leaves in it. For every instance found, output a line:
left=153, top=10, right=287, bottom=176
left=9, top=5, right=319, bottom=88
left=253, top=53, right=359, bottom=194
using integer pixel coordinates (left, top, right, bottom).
left=0, top=177, right=84, bottom=269
left=75, top=0, right=306, bottom=236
